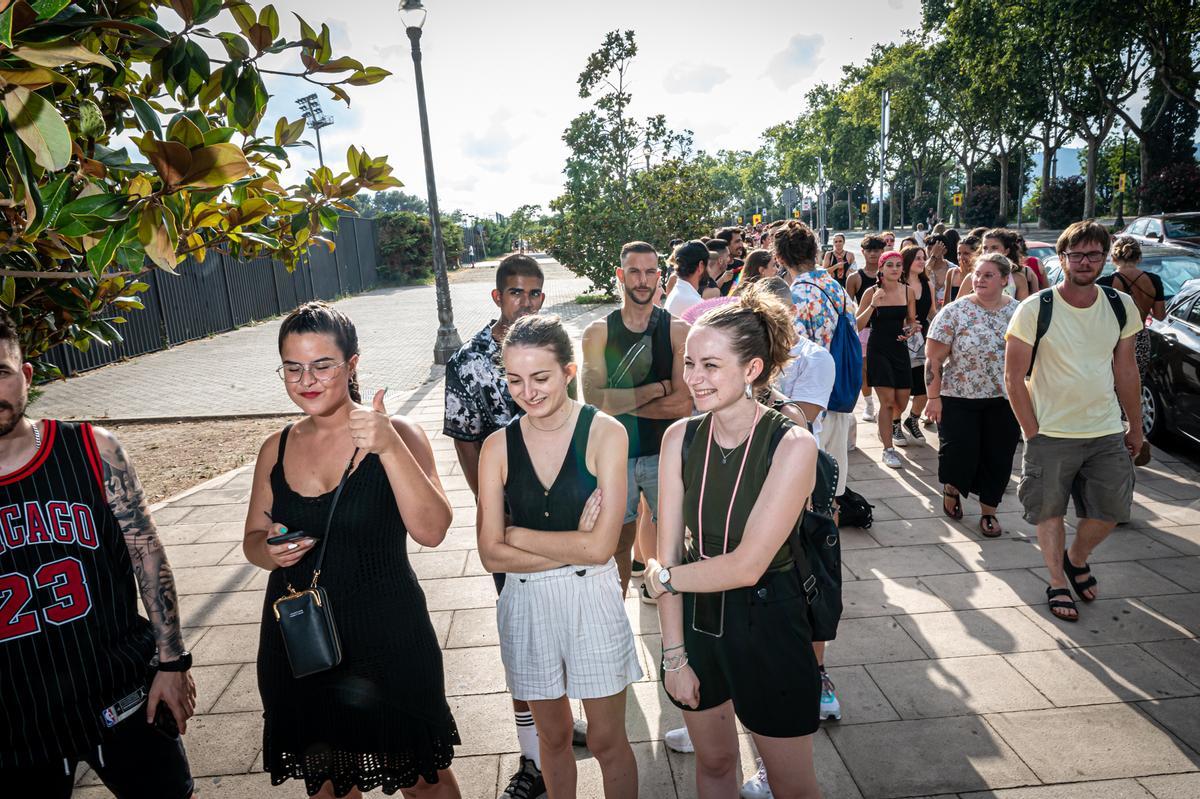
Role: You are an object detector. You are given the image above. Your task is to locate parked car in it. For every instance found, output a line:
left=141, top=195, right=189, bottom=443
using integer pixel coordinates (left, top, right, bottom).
left=1024, top=239, right=1056, bottom=264
left=1043, top=244, right=1200, bottom=302
left=1122, top=213, right=1200, bottom=251
left=1143, top=279, right=1200, bottom=445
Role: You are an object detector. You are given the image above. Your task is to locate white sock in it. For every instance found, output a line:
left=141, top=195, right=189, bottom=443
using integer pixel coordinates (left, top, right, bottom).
left=515, top=711, right=540, bottom=768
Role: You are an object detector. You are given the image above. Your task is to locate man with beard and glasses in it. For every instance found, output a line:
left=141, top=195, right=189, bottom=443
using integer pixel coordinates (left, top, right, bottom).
left=1004, top=221, right=1143, bottom=625
left=0, top=313, right=196, bottom=799
left=444, top=253, right=562, bottom=798
left=582, top=241, right=692, bottom=600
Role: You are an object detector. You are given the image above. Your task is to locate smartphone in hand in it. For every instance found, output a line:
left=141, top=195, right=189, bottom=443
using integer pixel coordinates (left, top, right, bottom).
left=266, top=529, right=309, bottom=546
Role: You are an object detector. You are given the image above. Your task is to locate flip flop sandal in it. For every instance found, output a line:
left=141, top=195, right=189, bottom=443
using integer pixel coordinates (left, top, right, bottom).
left=1063, top=550, right=1098, bottom=602
left=943, top=487, right=964, bottom=521
left=1046, top=586, right=1078, bottom=623
left=979, top=515, right=1002, bottom=538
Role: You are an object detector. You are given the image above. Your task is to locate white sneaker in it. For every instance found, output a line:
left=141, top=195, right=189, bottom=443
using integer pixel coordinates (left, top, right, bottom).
left=639, top=582, right=656, bottom=606
left=820, top=670, right=842, bottom=721
left=891, top=420, right=909, bottom=447
left=664, top=726, right=694, bottom=753
left=883, top=448, right=903, bottom=469
left=740, top=758, right=773, bottom=798
left=862, top=397, right=876, bottom=422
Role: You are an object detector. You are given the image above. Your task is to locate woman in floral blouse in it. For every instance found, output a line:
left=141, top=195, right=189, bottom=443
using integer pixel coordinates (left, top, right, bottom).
left=924, top=253, right=1021, bottom=537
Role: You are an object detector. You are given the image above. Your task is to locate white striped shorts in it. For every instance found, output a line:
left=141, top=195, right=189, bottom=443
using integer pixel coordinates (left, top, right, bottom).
left=497, top=558, right=643, bottom=701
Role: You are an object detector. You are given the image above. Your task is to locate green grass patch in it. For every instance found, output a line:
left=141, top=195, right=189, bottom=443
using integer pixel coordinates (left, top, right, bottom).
left=575, top=292, right=617, bottom=304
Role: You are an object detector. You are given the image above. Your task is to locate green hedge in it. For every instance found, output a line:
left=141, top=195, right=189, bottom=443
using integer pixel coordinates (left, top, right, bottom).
left=376, top=211, right=466, bottom=284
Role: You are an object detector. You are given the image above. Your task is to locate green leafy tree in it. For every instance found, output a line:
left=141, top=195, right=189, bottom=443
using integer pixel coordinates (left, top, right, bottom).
left=376, top=210, right=464, bottom=283
left=0, top=0, right=398, bottom=375
left=546, top=30, right=696, bottom=292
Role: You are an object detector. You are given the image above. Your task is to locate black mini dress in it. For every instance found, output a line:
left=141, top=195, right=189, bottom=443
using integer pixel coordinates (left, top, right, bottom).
left=866, top=295, right=913, bottom=390
left=257, top=425, right=460, bottom=796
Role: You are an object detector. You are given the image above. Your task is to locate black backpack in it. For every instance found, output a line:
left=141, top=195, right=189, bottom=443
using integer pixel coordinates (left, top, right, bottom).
left=681, top=415, right=843, bottom=642
left=836, top=487, right=874, bottom=529
left=1027, top=286, right=1127, bottom=377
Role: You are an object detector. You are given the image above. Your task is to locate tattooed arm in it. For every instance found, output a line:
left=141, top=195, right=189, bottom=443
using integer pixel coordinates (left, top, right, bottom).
left=93, top=427, right=196, bottom=732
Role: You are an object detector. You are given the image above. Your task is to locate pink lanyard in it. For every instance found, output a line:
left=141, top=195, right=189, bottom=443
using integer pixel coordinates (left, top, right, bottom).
left=696, top=404, right=761, bottom=559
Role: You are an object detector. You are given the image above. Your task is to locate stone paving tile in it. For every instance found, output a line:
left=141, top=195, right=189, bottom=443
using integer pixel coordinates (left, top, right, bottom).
left=1138, top=772, right=1200, bottom=798
left=1140, top=638, right=1200, bottom=686
left=828, top=715, right=1037, bottom=799
left=842, top=544, right=967, bottom=579
left=856, top=517, right=975, bottom=547
left=1138, top=697, right=1200, bottom=756
left=839, top=576, right=951, bottom=618
left=182, top=589, right=266, bottom=626
left=408, top=549, right=469, bottom=580
left=1015, top=598, right=1194, bottom=647
left=823, top=665, right=901, bottom=724
left=442, top=645, right=508, bottom=696
left=866, top=654, right=1051, bottom=719
left=1140, top=525, right=1200, bottom=556
left=1140, top=556, right=1200, bottom=591
left=1138, top=593, right=1200, bottom=634
left=445, top=607, right=500, bottom=649
left=211, top=662, right=263, bottom=714
left=958, top=779, right=1157, bottom=798
left=897, top=607, right=1061, bottom=658
left=1003, top=644, right=1200, bottom=707
left=193, top=521, right=251, bottom=543
left=984, top=704, right=1200, bottom=782
left=172, top=563, right=259, bottom=595
left=941, top=537, right=1048, bottom=572
left=190, top=663, right=241, bottom=714
left=191, top=622, right=261, bottom=666
left=918, top=568, right=1052, bottom=611
left=1065, top=529, right=1188, bottom=562
left=823, top=617, right=928, bottom=666
left=421, top=575, right=500, bottom=611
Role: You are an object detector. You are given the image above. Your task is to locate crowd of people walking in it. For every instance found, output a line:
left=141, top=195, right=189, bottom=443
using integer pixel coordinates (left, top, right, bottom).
left=0, top=218, right=1152, bottom=799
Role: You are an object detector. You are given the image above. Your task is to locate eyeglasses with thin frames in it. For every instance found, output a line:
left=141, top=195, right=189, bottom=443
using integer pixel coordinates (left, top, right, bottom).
left=1064, top=251, right=1106, bottom=265
left=276, top=360, right=347, bottom=383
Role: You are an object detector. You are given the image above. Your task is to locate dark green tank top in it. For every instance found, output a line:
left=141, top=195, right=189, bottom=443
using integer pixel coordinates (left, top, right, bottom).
left=604, top=307, right=674, bottom=458
left=683, top=408, right=794, bottom=573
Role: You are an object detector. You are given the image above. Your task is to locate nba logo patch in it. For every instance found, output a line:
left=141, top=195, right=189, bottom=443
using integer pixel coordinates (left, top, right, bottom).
left=102, top=707, right=118, bottom=727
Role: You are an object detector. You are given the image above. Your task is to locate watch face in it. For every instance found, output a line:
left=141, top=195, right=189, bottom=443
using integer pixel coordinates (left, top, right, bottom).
left=659, top=567, right=671, bottom=584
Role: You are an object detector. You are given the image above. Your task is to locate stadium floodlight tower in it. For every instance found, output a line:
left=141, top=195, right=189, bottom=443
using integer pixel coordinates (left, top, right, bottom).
left=296, top=93, right=334, bottom=168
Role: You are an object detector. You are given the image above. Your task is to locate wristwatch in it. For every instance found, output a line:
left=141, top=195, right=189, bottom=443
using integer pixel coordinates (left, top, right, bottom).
left=155, top=651, right=192, bottom=672
left=657, top=566, right=678, bottom=595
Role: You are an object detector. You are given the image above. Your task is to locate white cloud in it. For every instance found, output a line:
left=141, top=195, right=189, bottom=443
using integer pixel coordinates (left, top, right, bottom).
left=766, top=33, right=825, bottom=90
left=461, top=110, right=525, bottom=173
left=663, top=62, right=730, bottom=94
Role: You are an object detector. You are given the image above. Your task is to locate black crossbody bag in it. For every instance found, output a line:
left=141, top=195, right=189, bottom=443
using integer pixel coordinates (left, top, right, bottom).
left=272, top=450, right=358, bottom=678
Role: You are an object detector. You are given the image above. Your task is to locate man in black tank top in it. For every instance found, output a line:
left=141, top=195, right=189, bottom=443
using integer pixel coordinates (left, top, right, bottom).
left=582, top=241, right=692, bottom=594
left=0, top=315, right=195, bottom=798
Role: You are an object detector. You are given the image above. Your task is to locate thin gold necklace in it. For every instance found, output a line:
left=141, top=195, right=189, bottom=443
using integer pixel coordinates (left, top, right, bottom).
left=528, top=404, right=572, bottom=433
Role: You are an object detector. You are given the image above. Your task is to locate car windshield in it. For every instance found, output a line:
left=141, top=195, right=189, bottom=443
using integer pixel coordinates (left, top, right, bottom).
left=1028, top=246, right=1055, bottom=261
left=1165, top=219, right=1200, bottom=238
left=1142, top=255, right=1200, bottom=297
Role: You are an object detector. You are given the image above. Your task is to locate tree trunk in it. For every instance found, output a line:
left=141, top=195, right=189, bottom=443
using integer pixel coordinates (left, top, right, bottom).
left=1038, top=145, right=1054, bottom=228
left=997, top=151, right=1010, bottom=226
left=889, top=185, right=898, bottom=231
left=965, top=164, right=974, bottom=196
left=847, top=186, right=854, bottom=230
left=1083, top=136, right=1099, bottom=219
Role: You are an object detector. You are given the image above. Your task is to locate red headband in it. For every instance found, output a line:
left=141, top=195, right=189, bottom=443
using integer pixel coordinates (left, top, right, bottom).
left=880, top=250, right=903, bottom=264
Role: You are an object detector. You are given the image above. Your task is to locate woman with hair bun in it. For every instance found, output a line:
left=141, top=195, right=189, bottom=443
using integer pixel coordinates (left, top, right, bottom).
left=644, top=282, right=822, bottom=799
left=244, top=301, right=461, bottom=798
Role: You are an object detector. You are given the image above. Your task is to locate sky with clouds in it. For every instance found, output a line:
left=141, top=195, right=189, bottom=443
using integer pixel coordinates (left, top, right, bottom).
left=261, top=0, right=925, bottom=217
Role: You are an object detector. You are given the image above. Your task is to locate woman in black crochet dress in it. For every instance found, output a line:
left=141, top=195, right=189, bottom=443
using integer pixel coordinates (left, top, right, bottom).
left=243, top=302, right=461, bottom=798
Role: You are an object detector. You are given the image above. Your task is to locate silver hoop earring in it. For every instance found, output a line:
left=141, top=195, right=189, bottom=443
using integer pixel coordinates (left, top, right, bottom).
left=744, top=382, right=754, bottom=400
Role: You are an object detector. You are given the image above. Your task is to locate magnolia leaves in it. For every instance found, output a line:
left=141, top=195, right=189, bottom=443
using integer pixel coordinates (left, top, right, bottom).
left=137, top=134, right=252, bottom=190
left=0, top=84, right=71, bottom=170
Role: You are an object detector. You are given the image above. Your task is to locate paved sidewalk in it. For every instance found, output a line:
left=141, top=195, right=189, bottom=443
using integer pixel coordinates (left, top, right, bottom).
left=30, top=257, right=598, bottom=421
left=71, top=355, right=1200, bottom=797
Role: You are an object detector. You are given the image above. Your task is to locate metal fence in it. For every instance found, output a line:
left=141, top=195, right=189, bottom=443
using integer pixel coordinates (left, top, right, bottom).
left=40, top=216, right=380, bottom=377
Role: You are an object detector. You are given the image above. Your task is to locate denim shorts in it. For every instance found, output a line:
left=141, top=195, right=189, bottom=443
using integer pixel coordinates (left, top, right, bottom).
left=624, top=454, right=661, bottom=524
left=1018, top=432, right=1134, bottom=525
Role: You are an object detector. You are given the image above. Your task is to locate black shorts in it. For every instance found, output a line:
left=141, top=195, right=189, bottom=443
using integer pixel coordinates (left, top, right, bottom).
left=0, top=711, right=193, bottom=799
left=663, top=568, right=821, bottom=738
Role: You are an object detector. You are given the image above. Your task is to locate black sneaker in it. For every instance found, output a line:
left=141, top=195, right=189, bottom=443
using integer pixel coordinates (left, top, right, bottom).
left=903, top=416, right=925, bottom=442
left=500, top=756, right=546, bottom=799
left=631, top=559, right=646, bottom=577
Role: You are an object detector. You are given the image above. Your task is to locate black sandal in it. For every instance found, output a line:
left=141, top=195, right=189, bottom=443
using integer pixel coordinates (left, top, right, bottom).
left=943, top=487, right=963, bottom=521
left=1063, top=550, right=1098, bottom=602
left=1046, top=586, right=1078, bottom=622
left=979, top=515, right=1002, bottom=538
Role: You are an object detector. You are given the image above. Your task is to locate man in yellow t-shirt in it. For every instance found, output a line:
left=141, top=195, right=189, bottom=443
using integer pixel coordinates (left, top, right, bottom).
left=1003, top=221, right=1143, bottom=624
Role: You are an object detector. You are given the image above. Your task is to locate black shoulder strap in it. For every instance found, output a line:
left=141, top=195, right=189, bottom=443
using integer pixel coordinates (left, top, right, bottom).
left=1100, top=285, right=1127, bottom=330
left=680, top=416, right=703, bottom=474
left=1027, top=289, right=1055, bottom=378
left=277, top=422, right=294, bottom=463
left=309, top=449, right=359, bottom=587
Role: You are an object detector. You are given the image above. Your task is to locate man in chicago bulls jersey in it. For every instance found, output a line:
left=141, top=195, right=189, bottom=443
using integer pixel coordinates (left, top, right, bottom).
left=0, top=314, right=195, bottom=798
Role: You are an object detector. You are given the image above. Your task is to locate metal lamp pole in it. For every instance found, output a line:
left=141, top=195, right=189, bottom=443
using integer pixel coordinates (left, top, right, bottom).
left=400, top=0, right=461, bottom=365
left=879, top=88, right=890, bottom=231
left=1116, top=124, right=1129, bottom=228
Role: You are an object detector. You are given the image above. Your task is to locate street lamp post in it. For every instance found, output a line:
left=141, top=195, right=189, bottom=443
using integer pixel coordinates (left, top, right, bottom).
left=643, top=140, right=652, bottom=171
left=400, top=0, right=461, bottom=365
left=879, top=87, right=890, bottom=231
